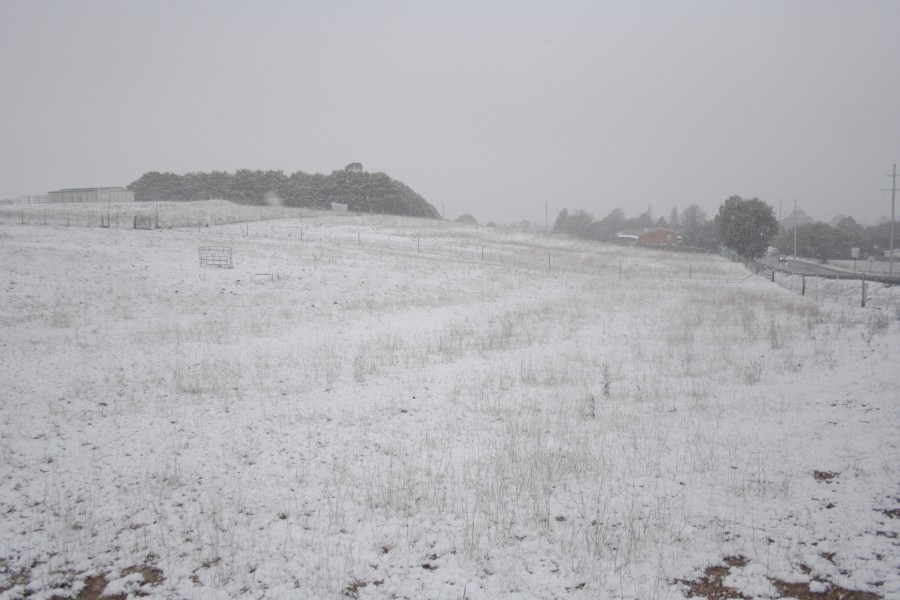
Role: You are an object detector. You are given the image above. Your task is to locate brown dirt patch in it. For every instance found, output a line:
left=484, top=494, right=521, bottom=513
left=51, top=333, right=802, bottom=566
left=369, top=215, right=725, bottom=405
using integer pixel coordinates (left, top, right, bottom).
left=771, top=579, right=881, bottom=600
left=813, top=470, right=839, bottom=482
left=677, top=557, right=750, bottom=600
left=3, top=562, right=167, bottom=600
left=678, top=556, right=883, bottom=600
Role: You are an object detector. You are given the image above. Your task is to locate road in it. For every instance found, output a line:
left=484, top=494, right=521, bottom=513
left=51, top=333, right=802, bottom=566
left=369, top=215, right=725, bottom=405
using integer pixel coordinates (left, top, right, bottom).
left=757, top=255, right=859, bottom=278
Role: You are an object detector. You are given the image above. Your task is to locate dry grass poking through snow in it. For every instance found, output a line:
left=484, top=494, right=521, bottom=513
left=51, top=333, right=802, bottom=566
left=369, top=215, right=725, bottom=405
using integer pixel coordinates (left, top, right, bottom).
left=0, top=208, right=898, bottom=599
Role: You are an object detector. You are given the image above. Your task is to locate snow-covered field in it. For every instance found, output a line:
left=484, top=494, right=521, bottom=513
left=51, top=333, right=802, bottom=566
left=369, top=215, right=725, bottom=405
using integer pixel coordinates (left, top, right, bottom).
left=1, top=203, right=898, bottom=599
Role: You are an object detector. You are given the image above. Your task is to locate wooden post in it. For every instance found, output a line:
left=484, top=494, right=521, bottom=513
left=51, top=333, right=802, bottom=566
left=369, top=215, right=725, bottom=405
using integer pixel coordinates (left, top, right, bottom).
left=481, top=246, right=484, bottom=261
left=689, top=264, right=692, bottom=280
left=417, top=238, right=420, bottom=252
left=861, top=274, right=866, bottom=308
left=801, top=276, right=806, bottom=296
left=771, top=268, right=775, bottom=282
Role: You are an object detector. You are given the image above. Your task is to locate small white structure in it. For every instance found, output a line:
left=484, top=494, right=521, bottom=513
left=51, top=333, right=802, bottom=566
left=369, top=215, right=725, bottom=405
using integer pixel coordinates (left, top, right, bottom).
left=49, top=187, right=135, bottom=203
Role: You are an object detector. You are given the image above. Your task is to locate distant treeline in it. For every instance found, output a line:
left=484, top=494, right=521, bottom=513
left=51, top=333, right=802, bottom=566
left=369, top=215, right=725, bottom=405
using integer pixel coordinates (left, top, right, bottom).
left=127, top=163, right=440, bottom=219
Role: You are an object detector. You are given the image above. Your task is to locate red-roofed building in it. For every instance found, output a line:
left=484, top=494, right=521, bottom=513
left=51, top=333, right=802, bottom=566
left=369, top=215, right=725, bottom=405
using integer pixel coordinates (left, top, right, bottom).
left=638, top=228, right=681, bottom=246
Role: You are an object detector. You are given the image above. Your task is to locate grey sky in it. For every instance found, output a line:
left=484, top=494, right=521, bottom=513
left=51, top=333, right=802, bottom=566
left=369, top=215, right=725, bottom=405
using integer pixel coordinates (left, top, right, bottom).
left=2, top=0, right=899, bottom=225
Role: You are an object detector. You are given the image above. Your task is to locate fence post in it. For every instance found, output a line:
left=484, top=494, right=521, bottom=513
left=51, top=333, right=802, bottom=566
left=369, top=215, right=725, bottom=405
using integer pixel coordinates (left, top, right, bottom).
left=771, top=268, right=775, bottom=282
left=689, top=264, right=692, bottom=280
left=861, top=274, right=866, bottom=308
left=481, top=246, right=484, bottom=261
left=801, top=276, right=806, bottom=296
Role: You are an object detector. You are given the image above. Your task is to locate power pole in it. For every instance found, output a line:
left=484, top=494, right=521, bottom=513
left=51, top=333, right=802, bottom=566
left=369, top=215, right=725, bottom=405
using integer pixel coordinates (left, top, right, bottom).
left=890, top=164, right=897, bottom=276
left=793, top=199, right=798, bottom=258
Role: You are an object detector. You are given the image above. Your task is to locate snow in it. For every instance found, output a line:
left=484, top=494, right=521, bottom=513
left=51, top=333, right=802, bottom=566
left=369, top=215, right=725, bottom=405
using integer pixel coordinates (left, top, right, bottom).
left=0, top=203, right=898, bottom=599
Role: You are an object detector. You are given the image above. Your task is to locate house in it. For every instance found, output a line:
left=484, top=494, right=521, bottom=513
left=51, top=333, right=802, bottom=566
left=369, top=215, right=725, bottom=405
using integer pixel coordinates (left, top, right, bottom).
left=638, top=228, right=681, bottom=246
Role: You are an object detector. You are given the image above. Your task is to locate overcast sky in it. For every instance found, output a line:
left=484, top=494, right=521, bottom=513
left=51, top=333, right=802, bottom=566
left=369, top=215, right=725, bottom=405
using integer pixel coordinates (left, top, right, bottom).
left=2, top=1, right=899, bottom=226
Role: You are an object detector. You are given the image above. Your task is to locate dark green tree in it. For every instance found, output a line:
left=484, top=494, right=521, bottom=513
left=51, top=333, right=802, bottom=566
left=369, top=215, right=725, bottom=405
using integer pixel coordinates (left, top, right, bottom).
left=552, top=208, right=594, bottom=238
left=863, top=221, right=895, bottom=257
left=127, top=166, right=440, bottom=218
left=775, top=222, right=851, bottom=262
left=669, top=207, right=679, bottom=230
left=552, top=209, right=570, bottom=233
left=680, top=203, right=708, bottom=247
left=591, top=208, right=626, bottom=241
left=634, top=212, right=654, bottom=229
left=566, top=209, right=595, bottom=238
left=715, top=196, right=778, bottom=258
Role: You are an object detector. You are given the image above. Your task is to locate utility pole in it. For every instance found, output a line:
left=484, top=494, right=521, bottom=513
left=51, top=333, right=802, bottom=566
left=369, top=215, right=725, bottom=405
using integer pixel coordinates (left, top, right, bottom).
left=890, top=164, right=897, bottom=276
left=793, top=199, right=798, bottom=258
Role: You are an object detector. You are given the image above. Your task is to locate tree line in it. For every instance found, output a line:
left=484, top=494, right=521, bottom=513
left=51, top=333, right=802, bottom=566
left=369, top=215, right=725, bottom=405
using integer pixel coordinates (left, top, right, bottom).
left=126, top=163, right=441, bottom=219
left=552, top=203, right=720, bottom=251
left=773, top=217, right=895, bottom=262
left=553, top=196, right=896, bottom=262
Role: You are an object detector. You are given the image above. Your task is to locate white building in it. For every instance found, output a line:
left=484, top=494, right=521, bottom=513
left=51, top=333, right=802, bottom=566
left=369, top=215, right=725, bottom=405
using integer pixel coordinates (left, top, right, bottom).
left=48, top=187, right=135, bottom=203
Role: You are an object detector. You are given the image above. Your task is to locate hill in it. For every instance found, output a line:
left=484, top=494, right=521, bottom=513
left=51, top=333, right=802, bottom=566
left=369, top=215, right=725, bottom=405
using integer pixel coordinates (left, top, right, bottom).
left=0, top=211, right=897, bottom=599
left=127, top=162, right=440, bottom=218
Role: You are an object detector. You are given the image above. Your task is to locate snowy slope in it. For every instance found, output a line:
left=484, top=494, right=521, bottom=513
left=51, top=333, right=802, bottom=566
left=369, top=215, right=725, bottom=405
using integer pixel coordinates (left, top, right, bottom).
left=0, top=207, right=897, bottom=599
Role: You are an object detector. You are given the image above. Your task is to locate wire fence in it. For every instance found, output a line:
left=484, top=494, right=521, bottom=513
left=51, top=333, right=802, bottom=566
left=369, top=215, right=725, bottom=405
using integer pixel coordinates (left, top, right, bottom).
left=0, top=203, right=320, bottom=229
left=3, top=202, right=896, bottom=316
left=0, top=203, right=734, bottom=282
left=232, top=221, right=734, bottom=281
left=729, top=252, right=900, bottom=315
